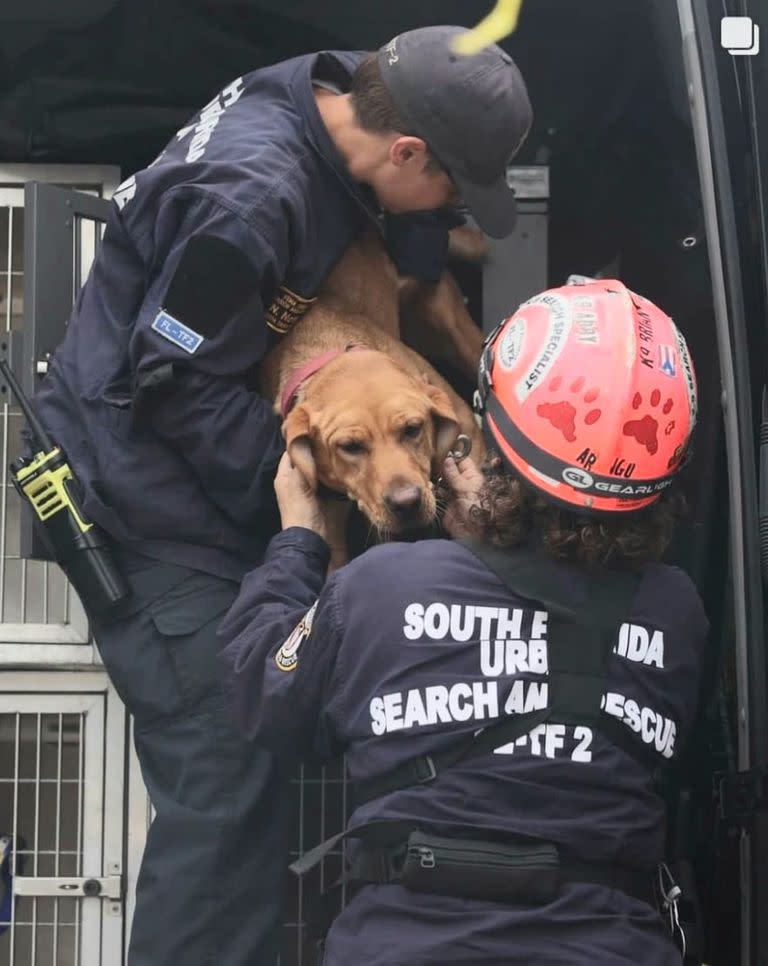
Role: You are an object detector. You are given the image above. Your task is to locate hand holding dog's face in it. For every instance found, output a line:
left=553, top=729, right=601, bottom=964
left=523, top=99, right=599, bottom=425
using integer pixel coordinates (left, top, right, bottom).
left=282, top=351, right=459, bottom=537
left=439, top=454, right=486, bottom=539
left=274, top=451, right=325, bottom=534
left=274, top=452, right=351, bottom=563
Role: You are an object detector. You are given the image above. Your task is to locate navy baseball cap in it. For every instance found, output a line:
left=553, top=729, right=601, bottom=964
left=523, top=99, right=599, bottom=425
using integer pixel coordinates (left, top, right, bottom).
left=377, top=25, right=532, bottom=239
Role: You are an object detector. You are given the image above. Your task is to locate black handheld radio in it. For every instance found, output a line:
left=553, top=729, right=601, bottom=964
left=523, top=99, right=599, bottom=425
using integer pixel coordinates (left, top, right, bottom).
left=0, top=358, right=131, bottom=619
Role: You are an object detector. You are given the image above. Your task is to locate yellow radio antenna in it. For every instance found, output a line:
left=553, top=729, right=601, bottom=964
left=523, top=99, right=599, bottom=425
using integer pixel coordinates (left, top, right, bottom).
left=452, top=0, right=525, bottom=55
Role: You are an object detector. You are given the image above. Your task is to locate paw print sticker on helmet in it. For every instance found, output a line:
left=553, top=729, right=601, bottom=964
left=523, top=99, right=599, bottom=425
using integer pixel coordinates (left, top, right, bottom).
left=536, top=377, right=602, bottom=443
left=622, top=390, right=676, bottom=456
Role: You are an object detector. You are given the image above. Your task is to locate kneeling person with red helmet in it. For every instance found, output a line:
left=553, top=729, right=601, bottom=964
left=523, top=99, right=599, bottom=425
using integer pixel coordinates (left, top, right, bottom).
left=218, top=279, right=706, bottom=965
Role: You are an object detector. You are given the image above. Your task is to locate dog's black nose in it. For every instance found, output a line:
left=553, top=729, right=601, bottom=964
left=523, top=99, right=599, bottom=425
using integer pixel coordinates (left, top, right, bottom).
left=385, top=484, right=423, bottom=519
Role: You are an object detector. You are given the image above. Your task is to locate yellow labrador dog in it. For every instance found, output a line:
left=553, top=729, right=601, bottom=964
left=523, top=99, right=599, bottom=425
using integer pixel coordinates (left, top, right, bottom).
left=260, top=227, right=485, bottom=565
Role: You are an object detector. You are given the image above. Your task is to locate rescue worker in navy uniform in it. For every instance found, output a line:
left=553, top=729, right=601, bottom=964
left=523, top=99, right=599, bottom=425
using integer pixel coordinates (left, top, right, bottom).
left=25, top=26, right=532, bottom=966
left=218, top=279, right=708, bottom=965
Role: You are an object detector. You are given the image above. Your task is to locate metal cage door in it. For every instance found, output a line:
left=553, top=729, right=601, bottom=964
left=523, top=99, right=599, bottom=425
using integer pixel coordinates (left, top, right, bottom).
left=0, top=671, right=126, bottom=965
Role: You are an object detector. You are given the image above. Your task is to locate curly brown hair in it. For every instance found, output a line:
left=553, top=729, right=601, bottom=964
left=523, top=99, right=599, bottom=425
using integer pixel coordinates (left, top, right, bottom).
left=461, top=454, right=683, bottom=568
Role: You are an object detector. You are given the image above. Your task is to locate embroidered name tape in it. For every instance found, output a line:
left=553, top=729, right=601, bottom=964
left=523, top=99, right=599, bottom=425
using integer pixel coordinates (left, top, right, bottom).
left=265, top=286, right=316, bottom=335
left=151, top=310, right=204, bottom=354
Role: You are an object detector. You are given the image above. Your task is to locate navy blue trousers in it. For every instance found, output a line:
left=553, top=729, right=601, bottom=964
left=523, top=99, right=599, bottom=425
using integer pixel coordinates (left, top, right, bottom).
left=93, top=559, right=291, bottom=966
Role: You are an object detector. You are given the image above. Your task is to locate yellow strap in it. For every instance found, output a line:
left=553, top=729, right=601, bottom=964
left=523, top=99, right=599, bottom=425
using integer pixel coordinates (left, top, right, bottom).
left=452, top=0, right=525, bottom=55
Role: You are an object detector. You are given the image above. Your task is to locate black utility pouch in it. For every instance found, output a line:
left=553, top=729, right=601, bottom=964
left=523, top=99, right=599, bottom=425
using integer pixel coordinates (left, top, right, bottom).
left=401, top=831, right=560, bottom=904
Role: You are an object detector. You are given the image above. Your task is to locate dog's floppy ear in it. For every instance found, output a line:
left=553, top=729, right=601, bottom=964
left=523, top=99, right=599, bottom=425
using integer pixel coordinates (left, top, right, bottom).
left=424, top=384, right=460, bottom=466
left=282, top=404, right=317, bottom=490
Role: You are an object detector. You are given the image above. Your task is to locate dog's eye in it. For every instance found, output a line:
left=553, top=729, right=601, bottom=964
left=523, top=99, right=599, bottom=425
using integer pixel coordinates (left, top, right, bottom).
left=338, top=440, right=366, bottom=455
left=403, top=422, right=424, bottom=440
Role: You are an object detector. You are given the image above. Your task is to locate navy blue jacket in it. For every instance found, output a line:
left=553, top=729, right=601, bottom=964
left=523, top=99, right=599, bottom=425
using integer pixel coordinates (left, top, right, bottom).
left=30, top=51, right=454, bottom=579
left=218, top=528, right=708, bottom=965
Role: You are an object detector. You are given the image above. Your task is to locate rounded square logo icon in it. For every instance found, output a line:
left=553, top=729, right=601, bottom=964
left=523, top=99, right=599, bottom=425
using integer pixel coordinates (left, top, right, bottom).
left=721, top=16, right=759, bottom=55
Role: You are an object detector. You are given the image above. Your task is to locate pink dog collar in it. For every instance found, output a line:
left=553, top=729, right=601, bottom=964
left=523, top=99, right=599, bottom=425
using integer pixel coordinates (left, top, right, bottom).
left=279, top=344, right=365, bottom=419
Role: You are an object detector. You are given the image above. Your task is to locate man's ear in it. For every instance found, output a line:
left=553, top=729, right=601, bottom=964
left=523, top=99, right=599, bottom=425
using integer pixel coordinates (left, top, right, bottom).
left=282, top=404, right=317, bottom=490
left=390, top=135, right=429, bottom=168
left=424, top=384, right=459, bottom=468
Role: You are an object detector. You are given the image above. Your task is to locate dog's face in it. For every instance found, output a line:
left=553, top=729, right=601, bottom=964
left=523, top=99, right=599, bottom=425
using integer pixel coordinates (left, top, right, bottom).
left=282, top=351, right=459, bottom=535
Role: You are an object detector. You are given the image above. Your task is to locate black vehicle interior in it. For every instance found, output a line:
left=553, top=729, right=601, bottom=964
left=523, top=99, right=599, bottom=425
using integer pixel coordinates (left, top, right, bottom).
left=0, top=0, right=745, bottom=962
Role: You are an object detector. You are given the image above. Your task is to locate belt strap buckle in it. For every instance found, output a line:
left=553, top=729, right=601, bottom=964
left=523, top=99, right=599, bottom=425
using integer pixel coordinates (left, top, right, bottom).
left=410, top=755, right=437, bottom=784
left=656, top=862, right=686, bottom=959
left=360, top=844, right=406, bottom=885
left=374, top=848, right=395, bottom=884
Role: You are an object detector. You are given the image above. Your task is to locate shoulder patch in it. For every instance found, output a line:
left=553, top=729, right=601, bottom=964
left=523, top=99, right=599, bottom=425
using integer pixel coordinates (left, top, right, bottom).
left=163, top=234, right=260, bottom=339
left=275, top=600, right=318, bottom=672
left=151, top=310, right=204, bottom=354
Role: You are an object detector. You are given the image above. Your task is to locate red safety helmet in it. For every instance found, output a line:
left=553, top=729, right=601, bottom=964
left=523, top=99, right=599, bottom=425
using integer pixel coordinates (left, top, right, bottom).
left=474, top=279, right=698, bottom=514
